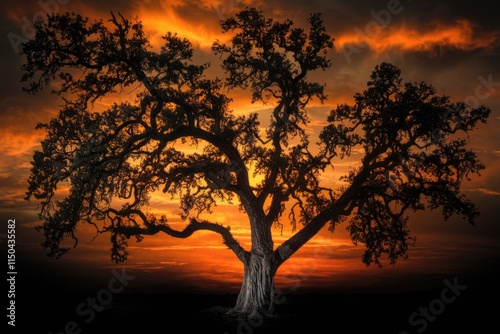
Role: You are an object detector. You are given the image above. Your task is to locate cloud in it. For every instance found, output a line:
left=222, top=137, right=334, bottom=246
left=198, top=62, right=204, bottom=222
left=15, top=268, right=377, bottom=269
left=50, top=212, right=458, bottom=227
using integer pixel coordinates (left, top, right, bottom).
left=129, top=1, right=228, bottom=50
left=337, top=19, right=500, bottom=57
left=1, top=0, right=499, bottom=295
left=1, top=131, right=43, bottom=157
left=129, top=245, right=229, bottom=251
left=471, top=188, right=500, bottom=196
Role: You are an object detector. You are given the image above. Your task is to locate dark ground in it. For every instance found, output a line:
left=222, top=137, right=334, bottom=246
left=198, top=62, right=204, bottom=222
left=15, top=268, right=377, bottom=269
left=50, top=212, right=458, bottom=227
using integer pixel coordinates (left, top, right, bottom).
left=10, top=270, right=500, bottom=334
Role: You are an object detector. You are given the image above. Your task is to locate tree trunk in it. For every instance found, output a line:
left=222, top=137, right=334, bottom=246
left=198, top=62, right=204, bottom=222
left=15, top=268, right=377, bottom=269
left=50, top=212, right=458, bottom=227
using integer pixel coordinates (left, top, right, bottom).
left=230, top=252, right=277, bottom=318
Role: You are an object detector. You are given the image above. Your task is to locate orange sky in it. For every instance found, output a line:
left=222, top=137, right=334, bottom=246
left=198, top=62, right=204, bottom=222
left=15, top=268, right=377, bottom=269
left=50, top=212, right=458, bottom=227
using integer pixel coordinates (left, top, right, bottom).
left=1, top=0, right=500, bottom=295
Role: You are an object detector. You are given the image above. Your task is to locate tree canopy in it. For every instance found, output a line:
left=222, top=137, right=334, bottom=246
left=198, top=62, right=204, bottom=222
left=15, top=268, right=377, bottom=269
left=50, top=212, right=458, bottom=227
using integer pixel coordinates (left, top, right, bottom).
left=23, top=8, right=490, bottom=276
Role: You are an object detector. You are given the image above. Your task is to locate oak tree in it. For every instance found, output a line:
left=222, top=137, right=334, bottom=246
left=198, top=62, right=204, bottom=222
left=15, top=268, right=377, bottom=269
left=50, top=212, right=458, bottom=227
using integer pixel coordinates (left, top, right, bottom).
left=23, top=9, right=490, bottom=317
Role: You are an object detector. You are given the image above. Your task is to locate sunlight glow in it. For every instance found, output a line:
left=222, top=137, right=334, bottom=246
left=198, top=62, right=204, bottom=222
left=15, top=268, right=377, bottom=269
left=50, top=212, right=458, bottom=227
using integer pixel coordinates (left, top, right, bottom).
left=5, top=1, right=499, bottom=296
left=136, top=3, right=229, bottom=50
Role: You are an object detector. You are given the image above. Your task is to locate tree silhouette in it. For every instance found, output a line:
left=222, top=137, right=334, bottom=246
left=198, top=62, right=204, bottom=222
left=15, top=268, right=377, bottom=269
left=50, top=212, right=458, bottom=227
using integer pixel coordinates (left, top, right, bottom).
left=23, top=9, right=490, bottom=317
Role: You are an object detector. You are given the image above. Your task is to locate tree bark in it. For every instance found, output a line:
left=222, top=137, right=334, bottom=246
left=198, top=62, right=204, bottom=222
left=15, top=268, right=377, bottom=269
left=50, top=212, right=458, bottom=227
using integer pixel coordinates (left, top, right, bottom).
left=229, top=181, right=278, bottom=318
left=230, top=252, right=277, bottom=318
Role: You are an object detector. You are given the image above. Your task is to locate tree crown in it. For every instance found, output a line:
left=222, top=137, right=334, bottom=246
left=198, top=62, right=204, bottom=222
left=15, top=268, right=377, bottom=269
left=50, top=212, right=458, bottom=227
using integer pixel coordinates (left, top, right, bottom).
left=23, top=9, right=490, bottom=267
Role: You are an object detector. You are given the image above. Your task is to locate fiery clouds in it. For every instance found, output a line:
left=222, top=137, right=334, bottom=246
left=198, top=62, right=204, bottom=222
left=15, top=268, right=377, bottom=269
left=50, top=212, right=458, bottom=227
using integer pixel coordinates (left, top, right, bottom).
left=338, top=19, right=499, bottom=59
left=1, top=0, right=499, bottom=294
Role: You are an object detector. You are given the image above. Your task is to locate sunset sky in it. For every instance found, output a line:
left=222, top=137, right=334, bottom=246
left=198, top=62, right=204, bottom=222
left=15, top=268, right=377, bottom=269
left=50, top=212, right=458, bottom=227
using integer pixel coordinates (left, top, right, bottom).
left=1, top=0, right=499, bottom=297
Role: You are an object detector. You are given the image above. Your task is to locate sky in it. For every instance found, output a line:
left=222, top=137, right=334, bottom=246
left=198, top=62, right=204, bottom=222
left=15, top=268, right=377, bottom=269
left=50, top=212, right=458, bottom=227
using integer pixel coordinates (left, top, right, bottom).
left=1, top=0, right=499, bottom=299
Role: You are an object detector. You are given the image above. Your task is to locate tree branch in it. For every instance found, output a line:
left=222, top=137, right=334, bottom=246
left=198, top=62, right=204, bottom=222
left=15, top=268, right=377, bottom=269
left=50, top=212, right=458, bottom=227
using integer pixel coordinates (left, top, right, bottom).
left=110, top=214, right=248, bottom=263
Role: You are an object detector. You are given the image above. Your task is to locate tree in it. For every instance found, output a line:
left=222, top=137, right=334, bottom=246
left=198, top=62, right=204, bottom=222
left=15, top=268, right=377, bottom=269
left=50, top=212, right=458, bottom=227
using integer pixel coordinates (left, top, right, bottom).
left=22, top=8, right=490, bottom=318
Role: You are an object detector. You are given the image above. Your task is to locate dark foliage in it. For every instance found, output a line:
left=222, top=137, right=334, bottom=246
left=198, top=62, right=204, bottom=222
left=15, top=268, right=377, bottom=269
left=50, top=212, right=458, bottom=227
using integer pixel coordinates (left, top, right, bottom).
left=23, top=9, right=489, bottom=273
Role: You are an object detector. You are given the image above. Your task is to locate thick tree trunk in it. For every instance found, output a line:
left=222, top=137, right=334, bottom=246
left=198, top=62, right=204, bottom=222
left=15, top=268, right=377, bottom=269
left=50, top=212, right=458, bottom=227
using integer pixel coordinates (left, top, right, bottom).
left=230, top=252, right=277, bottom=318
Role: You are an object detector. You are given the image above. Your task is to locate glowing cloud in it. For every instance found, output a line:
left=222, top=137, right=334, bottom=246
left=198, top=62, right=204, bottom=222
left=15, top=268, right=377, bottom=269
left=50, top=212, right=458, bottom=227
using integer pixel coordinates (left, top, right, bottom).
left=134, top=2, right=229, bottom=50
left=472, top=188, right=500, bottom=196
left=337, top=19, right=499, bottom=55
